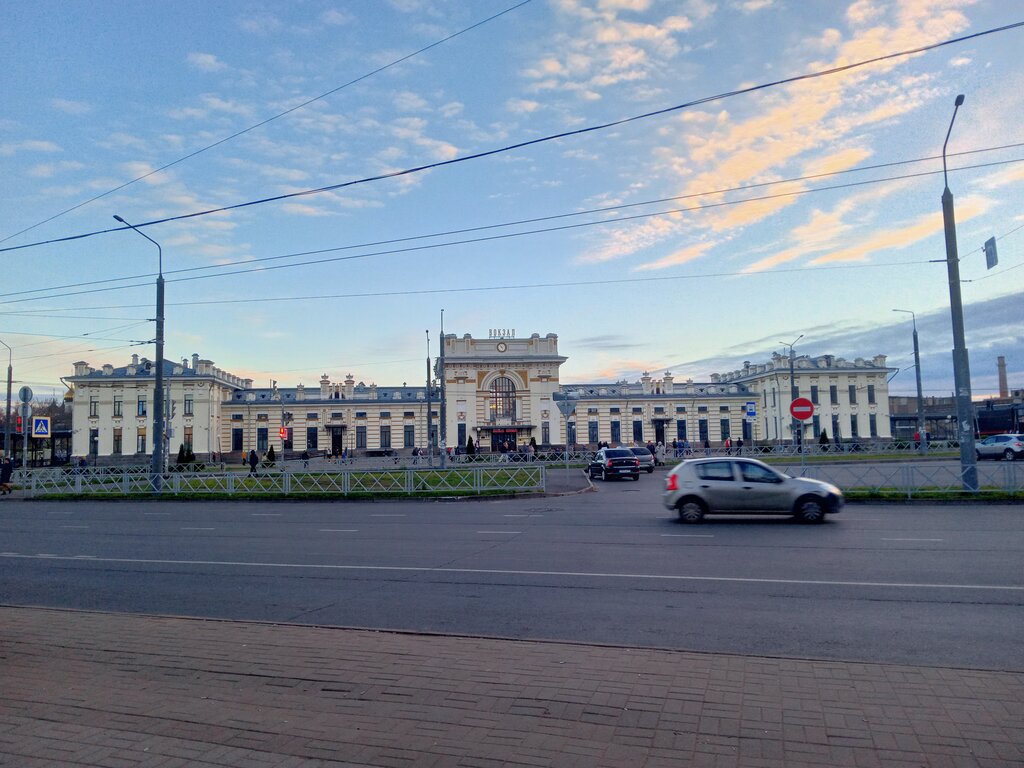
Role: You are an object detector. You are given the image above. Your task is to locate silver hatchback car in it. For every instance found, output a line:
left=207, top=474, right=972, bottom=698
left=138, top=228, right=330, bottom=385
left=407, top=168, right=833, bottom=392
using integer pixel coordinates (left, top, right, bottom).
left=662, top=457, right=843, bottom=523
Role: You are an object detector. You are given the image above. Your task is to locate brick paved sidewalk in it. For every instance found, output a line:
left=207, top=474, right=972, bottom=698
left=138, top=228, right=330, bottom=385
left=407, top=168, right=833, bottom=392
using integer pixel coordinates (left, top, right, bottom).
left=1, top=607, right=1021, bottom=767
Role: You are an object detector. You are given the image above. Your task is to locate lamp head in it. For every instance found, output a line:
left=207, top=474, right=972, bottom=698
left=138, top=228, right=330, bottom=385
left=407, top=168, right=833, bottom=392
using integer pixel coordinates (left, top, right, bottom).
left=954, top=94, right=965, bottom=107
left=113, top=214, right=126, bottom=224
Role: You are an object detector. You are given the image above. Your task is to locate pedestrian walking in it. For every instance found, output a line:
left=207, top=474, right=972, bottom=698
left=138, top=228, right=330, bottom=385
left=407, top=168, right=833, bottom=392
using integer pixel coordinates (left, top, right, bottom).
left=703, top=439, right=711, bottom=456
left=0, top=456, right=14, bottom=495
left=248, top=449, right=259, bottom=477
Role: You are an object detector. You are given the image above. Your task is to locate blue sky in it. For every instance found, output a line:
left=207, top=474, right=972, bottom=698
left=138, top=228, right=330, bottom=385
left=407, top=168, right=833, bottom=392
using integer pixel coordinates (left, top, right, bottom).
left=1, top=0, right=1022, bottom=402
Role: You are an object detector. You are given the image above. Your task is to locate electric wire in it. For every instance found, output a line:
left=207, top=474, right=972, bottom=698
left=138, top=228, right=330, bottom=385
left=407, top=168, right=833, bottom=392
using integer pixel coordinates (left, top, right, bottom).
left=3, top=19, right=1021, bottom=256
left=2, top=155, right=1021, bottom=307
left=3, top=141, right=1021, bottom=301
left=0, top=0, right=535, bottom=246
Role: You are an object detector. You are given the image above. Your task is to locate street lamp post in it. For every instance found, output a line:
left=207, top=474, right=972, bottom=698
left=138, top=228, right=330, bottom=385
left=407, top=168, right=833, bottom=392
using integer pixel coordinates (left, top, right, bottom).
left=892, top=309, right=928, bottom=455
left=779, top=334, right=804, bottom=452
left=113, top=215, right=165, bottom=491
left=0, top=339, right=11, bottom=460
left=940, top=95, right=978, bottom=490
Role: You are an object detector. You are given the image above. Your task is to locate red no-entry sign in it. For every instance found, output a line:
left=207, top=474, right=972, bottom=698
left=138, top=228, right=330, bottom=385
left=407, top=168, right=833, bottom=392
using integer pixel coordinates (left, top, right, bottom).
left=790, top=397, right=815, bottom=420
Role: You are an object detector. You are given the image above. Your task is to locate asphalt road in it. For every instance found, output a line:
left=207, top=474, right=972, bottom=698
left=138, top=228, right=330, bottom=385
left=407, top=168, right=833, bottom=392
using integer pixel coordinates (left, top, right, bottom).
left=1, top=480, right=1021, bottom=670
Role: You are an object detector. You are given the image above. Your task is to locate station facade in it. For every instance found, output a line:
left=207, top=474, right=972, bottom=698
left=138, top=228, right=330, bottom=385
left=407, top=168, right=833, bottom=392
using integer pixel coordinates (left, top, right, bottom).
left=67, top=332, right=893, bottom=461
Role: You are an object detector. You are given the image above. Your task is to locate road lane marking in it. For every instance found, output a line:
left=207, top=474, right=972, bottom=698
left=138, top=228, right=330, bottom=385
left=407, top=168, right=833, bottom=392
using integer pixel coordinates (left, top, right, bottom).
left=882, top=538, right=944, bottom=542
left=503, top=514, right=528, bottom=517
left=1, top=553, right=1019, bottom=592
left=73, top=555, right=96, bottom=559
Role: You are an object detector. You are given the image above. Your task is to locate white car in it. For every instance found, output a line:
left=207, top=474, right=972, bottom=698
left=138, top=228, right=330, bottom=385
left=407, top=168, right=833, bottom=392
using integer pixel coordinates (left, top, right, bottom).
left=662, top=457, right=843, bottom=523
left=975, top=434, right=1024, bottom=461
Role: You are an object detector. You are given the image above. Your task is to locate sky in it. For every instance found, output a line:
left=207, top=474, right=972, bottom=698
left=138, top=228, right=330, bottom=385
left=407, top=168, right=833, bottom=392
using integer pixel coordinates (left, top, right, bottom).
left=1, top=0, right=1022, bottom=403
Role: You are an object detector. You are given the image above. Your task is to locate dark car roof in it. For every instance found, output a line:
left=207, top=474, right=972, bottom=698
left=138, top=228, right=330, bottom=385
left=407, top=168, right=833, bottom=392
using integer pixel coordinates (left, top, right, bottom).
left=629, top=447, right=653, bottom=456
left=603, top=448, right=634, bottom=457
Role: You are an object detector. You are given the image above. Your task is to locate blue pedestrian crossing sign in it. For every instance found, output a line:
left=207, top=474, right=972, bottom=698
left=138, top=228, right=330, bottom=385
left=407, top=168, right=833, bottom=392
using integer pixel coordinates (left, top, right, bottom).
left=32, top=417, right=51, bottom=438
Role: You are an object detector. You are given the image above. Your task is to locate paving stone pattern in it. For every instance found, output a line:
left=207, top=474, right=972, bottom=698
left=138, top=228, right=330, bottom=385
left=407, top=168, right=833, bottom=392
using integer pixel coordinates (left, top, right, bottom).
left=1, top=607, right=1022, bottom=767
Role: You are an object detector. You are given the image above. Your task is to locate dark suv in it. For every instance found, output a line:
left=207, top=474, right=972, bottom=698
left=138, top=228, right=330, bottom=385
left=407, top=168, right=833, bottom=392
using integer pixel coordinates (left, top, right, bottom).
left=588, top=448, right=641, bottom=481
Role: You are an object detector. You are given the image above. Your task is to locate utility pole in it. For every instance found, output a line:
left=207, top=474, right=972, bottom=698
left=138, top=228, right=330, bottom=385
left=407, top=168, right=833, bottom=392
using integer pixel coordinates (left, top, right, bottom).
left=779, top=335, right=803, bottom=451
left=425, top=330, right=433, bottom=468
left=893, top=309, right=928, bottom=455
left=940, top=95, right=978, bottom=490
left=114, top=215, right=165, bottom=492
left=439, top=310, right=447, bottom=469
left=1, top=339, right=11, bottom=460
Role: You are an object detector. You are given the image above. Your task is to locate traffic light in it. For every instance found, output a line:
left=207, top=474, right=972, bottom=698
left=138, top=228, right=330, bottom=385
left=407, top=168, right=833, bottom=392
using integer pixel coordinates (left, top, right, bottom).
left=279, top=427, right=287, bottom=440
left=16, top=416, right=21, bottom=433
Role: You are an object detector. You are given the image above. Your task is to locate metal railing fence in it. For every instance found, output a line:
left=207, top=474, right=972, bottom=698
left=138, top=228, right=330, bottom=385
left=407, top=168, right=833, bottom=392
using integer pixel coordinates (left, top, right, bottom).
left=17, top=464, right=545, bottom=498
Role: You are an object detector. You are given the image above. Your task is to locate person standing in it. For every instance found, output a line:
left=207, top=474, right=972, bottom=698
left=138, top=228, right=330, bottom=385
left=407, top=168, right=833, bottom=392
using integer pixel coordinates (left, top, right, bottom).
left=248, top=449, right=259, bottom=477
left=0, top=456, right=13, bottom=495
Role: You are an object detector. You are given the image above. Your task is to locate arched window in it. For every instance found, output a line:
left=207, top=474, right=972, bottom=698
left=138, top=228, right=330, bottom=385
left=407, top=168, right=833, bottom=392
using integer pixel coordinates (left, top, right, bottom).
left=489, top=376, right=516, bottom=420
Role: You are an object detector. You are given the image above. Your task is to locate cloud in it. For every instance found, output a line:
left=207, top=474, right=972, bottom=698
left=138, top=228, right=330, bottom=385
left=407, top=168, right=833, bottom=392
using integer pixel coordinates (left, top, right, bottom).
left=321, top=8, right=353, bottom=25
left=634, top=241, right=714, bottom=271
left=0, top=139, right=61, bottom=156
left=525, top=2, right=697, bottom=98
left=50, top=98, right=92, bottom=115
left=506, top=98, right=541, bottom=114
left=394, top=91, right=428, bottom=112
left=26, top=160, right=85, bottom=178
left=238, top=12, right=281, bottom=34
left=570, top=334, right=645, bottom=350
left=186, top=52, right=227, bottom=72
left=738, top=0, right=773, bottom=11
left=282, top=202, right=333, bottom=217
left=810, top=194, right=991, bottom=266
left=971, top=163, right=1024, bottom=191
left=581, top=1, right=973, bottom=267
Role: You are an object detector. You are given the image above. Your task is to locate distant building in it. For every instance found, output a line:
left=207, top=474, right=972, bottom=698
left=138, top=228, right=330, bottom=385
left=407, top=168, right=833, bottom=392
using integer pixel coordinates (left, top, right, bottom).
left=66, top=333, right=894, bottom=462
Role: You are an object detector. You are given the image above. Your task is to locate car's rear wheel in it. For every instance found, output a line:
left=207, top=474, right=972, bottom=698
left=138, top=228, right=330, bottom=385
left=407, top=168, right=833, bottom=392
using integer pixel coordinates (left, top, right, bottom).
left=976, top=450, right=983, bottom=461
left=677, top=499, right=705, bottom=523
left=600, top=468, right=608, bottom=481
left=796, top=497, right=826, bottom=523
left=1004, top=449, right=1017, bottom=462
left=632, top=473, right=640, bottom=481
left=646, top=466, right=654, bottom=473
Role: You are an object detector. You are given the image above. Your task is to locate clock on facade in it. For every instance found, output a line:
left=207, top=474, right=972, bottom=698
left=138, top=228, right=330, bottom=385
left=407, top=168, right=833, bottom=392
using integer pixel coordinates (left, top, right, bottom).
left=496, top=342, right=507, bottom=352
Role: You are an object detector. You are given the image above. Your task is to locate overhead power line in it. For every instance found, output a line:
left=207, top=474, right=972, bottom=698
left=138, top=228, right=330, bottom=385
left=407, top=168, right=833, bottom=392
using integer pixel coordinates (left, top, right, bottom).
left=1, top=154, right=1021, bottom=307
left=0, top=0, right=535, bottom=246
left=3, top=19, right=1022, bottom=257
left=2, top=141, right=1020, bottom=302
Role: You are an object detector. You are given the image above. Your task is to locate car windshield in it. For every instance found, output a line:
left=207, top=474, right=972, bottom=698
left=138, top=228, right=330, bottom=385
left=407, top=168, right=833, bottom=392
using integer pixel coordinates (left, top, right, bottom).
left=605, top=449, right=633, bottom=458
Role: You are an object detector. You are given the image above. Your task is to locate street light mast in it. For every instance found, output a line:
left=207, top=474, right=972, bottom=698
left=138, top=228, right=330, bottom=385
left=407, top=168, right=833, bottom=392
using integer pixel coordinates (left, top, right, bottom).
left=939, top=95, right=978, bottom=490
left=892, top=309, right=928, bottom=455
left=113, top=215, right=165, bottom=491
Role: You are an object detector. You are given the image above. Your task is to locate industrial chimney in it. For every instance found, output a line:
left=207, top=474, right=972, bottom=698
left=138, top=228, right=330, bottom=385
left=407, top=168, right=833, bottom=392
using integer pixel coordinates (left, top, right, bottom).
left=997, top=356, right=1008, bottom=398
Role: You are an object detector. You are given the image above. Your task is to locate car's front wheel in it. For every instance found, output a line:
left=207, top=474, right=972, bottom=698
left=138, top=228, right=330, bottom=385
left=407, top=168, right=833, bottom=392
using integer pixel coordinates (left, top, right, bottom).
left=976, top=450, right=983, bottom=461
left=677, top=499, right=705, bottom=523
left=795, top=497, right=826, bottom=523
left=1004, top=449, right=1017, bottom=462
